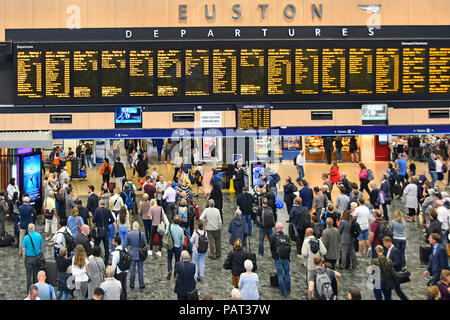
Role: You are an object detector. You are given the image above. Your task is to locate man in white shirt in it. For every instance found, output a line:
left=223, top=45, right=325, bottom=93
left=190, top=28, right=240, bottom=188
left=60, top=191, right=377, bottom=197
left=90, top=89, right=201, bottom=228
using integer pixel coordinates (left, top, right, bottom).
left=24, top=284, right=40, bottom=300
left=111, top=235, right=127, bottom=300
left=301, top=227, right=327, bottom=278
left=436, top=199, right=450, bottom=245
left=296, top=150, right=305, bottom=185
left=199, top=199, right=223, bottom=259
left=48, top=219, right=72, bottom=259
left=59, top=167, right=70, bottom=188
left=163, top=182, right=177, bottom=222
left=100, top=266, right=122, bottom=300
left=109, top=188, right=124, bottom=215
left=353, top=198, right=373, bottom=257
left=156, top=175, right=168, bottom=206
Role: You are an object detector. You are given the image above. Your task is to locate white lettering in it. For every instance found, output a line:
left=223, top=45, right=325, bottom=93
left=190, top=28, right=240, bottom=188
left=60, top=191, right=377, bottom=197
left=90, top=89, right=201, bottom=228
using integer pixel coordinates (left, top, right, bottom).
left=125, top=30, right=133, bottom=39
left=207, top=29, right=214, bottom=37
left=154, top=29, right=159, bottom=38
left=315, top=28, right=321, bottom=37
left=288, top=28, right=295, bottom=37
left=342, top=27, right=348, bottom=37
left=368, top=27, right=375, bottom=36
left=262, top=28, right=268, bottom=37
left=66, top=5, right=81, bottom=29
left=235, top=29, right=241, bottom=37
left=180, top=29, right=186, bottom=38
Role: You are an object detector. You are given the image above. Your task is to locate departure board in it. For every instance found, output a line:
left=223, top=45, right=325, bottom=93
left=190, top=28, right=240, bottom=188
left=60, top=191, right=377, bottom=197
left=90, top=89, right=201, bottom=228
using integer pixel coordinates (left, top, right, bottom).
left=349, top=48, right=373, bottom=94
left=376, top=48, right=400, bottom=94
left=185, top=49, right=209, bottom=96
left=294, top=48, right=319, bottom=94
left=73, top=50, right=98, bottom=98
left=402, top=48, right=426, bottom=94
left=157, top=50, right=182, bottom=97
left=322, top=48, right=346, bottom=94
left=237, top=105, right=270, bottom=130
left=240, top=49, right=265, bottom=95
left=429, top=48, right=450, bottom=93
left=45, top=51, right=70, bottom=98
left=212, top=49, right=237, bottom=94
left=129, top=50, right=154, bottom=97
left=17, top=51, right=42, bottom=98
left=101, top=50, right=126, bottom=97
left=268, top=49, right=291, bottom=95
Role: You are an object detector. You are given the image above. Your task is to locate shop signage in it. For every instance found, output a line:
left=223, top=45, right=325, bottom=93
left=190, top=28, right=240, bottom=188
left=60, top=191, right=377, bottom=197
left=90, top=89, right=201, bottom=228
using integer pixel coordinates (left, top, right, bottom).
left=200, top=111, right=222, bottom=128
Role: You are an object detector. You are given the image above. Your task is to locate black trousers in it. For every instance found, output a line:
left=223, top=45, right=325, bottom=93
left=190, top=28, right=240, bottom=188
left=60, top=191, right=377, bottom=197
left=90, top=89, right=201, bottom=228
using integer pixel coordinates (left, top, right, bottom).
left=325, top=149, right=332, bottom=164
left=393, top=284, right=408, bottom=300
left=115, top=271, right=128, bottom=300
left=295, top=229, right=305, bottom=254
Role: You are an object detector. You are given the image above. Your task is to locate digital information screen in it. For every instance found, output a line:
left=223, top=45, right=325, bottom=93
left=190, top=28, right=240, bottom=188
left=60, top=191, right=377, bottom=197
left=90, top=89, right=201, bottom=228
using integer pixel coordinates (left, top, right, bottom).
left=237, top=104, right=271, bottom=130
left=129, top=50, right=154, bottom=97
left=349, top=48, right=373, bottom=94
left=376, top=48, right=400, bottom=94
left=157, top=49, right=182, bottom=96
left=45, top=51, right=70, bottom=98
left=22, top=154, right=42, bottom=203
left=185, top=49, right=209, bottom=96
left=251, top=163, right=266, bottom=187
left=212, top=49, right=237, bottom=95
left=13, top=40, right=450, bottom=105
left=295, top=48, right=319, bottom=94
left=322, top=48, right=346, bottom=94
left=115, top=106, right=142, bottom=128
left=240, top=49, right=265, bottom=95
left=73, top=50, right=98, bottom=98
left=17, top=50, right=42, bottom=98
left=101, top=50, right=126, bottom=97
left=268, top=48, right=291, bottom=95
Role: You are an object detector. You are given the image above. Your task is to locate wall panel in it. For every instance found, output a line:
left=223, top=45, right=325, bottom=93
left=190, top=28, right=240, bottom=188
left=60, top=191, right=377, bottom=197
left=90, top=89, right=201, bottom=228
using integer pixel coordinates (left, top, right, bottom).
left=4, top=0, right=33, bottom=30
left=86, top=0, right=115, bottom=27
left=141, top=0, right=170, bottom=27
left=32, top=0, right=60, bottom=28
left=114, top=0, right=142, bottom=27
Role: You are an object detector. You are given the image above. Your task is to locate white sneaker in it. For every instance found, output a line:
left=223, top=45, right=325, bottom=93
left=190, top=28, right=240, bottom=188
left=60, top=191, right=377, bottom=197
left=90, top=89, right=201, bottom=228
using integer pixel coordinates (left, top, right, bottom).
left=156, top=251, right=161, bottom=257
left=148, top=250, right=153, bottom=256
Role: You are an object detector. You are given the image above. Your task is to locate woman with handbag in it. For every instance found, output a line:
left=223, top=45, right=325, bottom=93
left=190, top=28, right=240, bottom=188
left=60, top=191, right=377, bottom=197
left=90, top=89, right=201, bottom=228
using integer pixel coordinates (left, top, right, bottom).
left=87, top=245, right=106, bottom=299
left=67, top=207, right=84, bottom=240
left=72, top=244, right=90, bottom=300
left=148, top=199, right=169, bottom=258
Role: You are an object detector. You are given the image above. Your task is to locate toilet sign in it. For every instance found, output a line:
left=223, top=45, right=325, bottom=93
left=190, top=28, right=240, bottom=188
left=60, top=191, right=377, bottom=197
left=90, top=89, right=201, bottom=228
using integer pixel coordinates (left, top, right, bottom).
left=200, top=111, right=222, bottom=128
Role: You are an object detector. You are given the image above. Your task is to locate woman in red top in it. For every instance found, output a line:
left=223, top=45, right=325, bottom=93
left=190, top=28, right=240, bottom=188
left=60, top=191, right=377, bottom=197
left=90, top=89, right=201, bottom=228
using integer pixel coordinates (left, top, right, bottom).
left=329, top=162, right=341, bottom=188
left=357, top=163, right=371, bottom=197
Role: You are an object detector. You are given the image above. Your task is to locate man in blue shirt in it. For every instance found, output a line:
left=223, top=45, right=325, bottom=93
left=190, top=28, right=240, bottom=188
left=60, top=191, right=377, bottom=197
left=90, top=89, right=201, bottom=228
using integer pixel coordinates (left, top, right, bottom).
left=396, top=153, right=408, bottom=188
left=22, top=223, right=44, bottom=291
left=92, top=200, right=115, bottom=264
left=299, top=179, right=314, bottom=212
left=34, top=270, right=56, bottom=300
left=166, top=215, right=185, bottom=280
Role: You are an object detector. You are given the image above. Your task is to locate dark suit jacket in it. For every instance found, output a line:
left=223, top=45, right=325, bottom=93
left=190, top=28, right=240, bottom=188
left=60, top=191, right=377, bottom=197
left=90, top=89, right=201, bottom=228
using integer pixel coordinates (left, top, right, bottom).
left=87, top=193, right=99, bottom=215
left=234, top=168, right=245, bottom=188
left=77, top=206, right=89, bottom=225
left=174, top=261, right=196, bottom=297
left=126, top=230, right=147, bottom=261
left=75, top=233, right=92, bottom=257
left=386, top=246, right=402, bottom=272
left=299, top=187, right=313, bottom=210
left=427, top=244, right=449, bottom=276
left=237, top=192, right=254, bottom=216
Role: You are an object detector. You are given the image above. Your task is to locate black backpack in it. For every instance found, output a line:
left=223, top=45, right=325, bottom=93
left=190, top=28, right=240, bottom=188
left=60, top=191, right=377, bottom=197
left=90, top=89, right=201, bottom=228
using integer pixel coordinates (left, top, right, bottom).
left=261, top=207, right=275, bottom=228
left=117, top=249, right=131, bottom=271
left=276, top=233, right=291, bottom=260
left=309, top=238, right=320, bottom=254
left=61, top=228, right=76, bottom=253
left=196, top=231, right=208, bottom=254
left=76, top=145, right=82, bottom=158
left=377, top=220, right=393, bottom=240
left=351, top=219, right=361, bottom=238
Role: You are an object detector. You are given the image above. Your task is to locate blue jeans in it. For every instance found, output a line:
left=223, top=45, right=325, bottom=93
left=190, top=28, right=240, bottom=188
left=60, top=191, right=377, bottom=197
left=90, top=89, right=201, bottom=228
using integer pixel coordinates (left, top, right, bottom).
left=397, top=175, right=406, bottom=188
left=94, top=232, right=110, bottom=265
left=56, top=289, right=70, bottom=300
left=130, top=260, right=144, bottom=288
left=86, top=154, right=94, bottom=167
left=336, top=148, right=342, bottom=161
left=297, top=165, right=305, bottom=183
left=157, top=148, right=162, bottom=161
left=192, top=251, right=206, bottom=278
left=13, top=214, right=20, bottom=239
left=430, top=171, right=437, bottom=188
left=167, top=246, right=182, bottom=272
left=393, top=239, right=407, bottom=268
left=258, top=227, right=273, bottom=256
left=374, top=287, right=392, bottom=300
left=143, top=220, right=152, bottom=243
left=275, top=259, right=291, bottom=295
left=119, top=226, right=128, bottom=250
left=243, top=214, right=253, bottom=236
left=109, top=224, right=116, bottom=252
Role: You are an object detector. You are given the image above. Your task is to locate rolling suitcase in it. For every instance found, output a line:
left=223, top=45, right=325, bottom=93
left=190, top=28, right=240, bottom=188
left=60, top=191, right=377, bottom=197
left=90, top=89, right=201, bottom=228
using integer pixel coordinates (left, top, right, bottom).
left=420, top=244, right=432, bottom=264
left=270, top=272, right=279, bottom=287
left=44, top=260, right=58, bottom=287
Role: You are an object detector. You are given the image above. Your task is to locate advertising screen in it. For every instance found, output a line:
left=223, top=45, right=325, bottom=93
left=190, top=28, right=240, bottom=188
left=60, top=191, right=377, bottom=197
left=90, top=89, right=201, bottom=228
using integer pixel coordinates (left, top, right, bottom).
left=251, top=163, right=266, bottom=187
left=23, top=154, right=41, bottom=203
left=114, top=106, right=142, bottom=128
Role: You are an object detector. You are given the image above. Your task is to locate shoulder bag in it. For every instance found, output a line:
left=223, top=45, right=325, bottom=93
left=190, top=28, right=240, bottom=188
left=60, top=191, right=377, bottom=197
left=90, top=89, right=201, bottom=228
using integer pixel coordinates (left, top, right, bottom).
left=138, top=230, right=148, bottom=261
left=44, top=198, right=54, bottom=220
left=28, top=233, right=46, bottom=270
left=157, top=206, right=166, bottom=235
left=92, top=209, right=106, bottom=239
left=93, top=256, right=105, bottom=282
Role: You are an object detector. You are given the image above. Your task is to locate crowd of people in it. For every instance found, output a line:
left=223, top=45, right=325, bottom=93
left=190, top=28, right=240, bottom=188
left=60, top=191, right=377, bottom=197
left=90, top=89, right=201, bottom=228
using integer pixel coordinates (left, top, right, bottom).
left=2, top=136, right=449, bottom=300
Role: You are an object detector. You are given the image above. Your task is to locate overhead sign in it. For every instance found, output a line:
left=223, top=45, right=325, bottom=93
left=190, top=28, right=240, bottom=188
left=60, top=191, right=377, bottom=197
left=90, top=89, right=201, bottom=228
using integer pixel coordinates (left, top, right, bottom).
left=200, top=111, right=222, bottom=128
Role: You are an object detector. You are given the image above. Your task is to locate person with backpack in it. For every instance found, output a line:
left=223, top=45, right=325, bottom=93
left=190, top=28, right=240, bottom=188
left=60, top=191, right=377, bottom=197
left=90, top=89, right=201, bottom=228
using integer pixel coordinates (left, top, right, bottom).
left=100, top=158, right=112, bottom=187
left=369, top=210, right=391, bottom=259
left=112, top=157, right=127, bottom=192
left=338, top=210, right=358, bottom=269
left=178, top=199, right=195, bottom=253
left=48, top=218, right=73, bottom=259
left=312, top=186, right=326, bottom=217
left=371, top=245, right=395, bottom=300
left=255, top=198, right=275, bottom=259
left=126, top=222, right=147, bottom=289
left=121, top=185, right=136, bottom=216
left=357, top=163, right=371, bottom=197
left=289, top=197, right=311, bottom=255
left=237, top=187, right=255, bottom=236
left=190, top=221, right=208, bottom=282
left=228, top=209, right=249, bottom=248
left=148, top=198, right=169, bottom=257
left=302, top=228, right=327, bottom=279
left=92, top=200, right=115, bottom=265
left=308, top=255, right=341, bottom=300
left=223, top=238, right=257, bottom=289
left=269, top=222, right=292, bottom=297
left=111, top=235, right=128, bottom=299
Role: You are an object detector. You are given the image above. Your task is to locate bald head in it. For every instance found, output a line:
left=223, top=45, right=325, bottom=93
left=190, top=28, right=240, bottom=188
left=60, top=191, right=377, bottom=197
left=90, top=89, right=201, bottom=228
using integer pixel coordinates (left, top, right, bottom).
left=276, top=222, right=283, bottom=232
left=306, top=227, right=313, bottom=236
left=105, top=266, right=115, bottom=278
left=37, top=270, right=46, bottom=283
left=326, top=217, right=333, bottom=227
left=28, top=223, right=35, bottom=233
left=81, top=224, right=90, bottom=234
